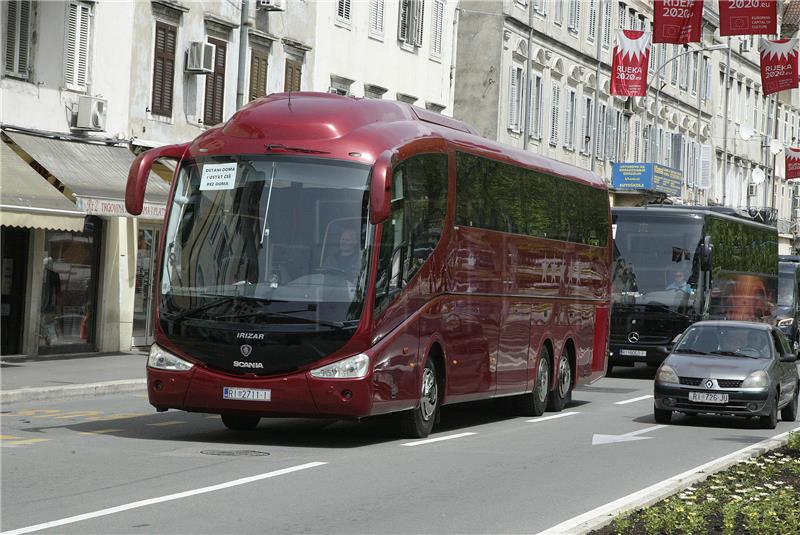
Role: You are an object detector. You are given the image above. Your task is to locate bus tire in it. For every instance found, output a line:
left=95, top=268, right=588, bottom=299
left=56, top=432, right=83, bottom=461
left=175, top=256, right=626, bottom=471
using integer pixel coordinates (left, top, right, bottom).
left=781, top=383, right=798, bottom=422
left=547, top=349, right=572, bottom=412
left=399, top=357, right=440, bottom=438
left=516, top=346, right=550, bottom=417
left=760, top=393, right=779, bottom=430
left=221, top=414, right=261, bottom=431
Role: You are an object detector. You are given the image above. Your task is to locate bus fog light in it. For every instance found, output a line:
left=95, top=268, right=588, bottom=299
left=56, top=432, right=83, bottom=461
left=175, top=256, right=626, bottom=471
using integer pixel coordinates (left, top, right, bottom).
left=663, top=397, right=676, bottom=407
left=747, top=402, right=759, bottom=411
left=148, top=344, right=194, bottom=372
left=310, top=354, right=369, bottom=379
left=154, top=380, right=163, bottom=391
left=342, top=389, right=353, bottom=399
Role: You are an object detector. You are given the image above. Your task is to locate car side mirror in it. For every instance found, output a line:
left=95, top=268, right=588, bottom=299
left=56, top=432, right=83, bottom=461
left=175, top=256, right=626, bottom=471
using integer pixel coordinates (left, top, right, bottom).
left=780, top=352, right=797, bottom=363
left=126, top=143, right=189, bottom=215
left=369, top=150, right=396, bottom=225
left=701, top=235, right=713, bottom=271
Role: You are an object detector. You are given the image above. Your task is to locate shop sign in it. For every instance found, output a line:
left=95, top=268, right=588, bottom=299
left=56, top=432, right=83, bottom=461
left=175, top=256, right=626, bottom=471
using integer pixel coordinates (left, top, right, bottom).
left=611, top=163, right=683, bottom=197
left=76, top=197, right=166, bottom=219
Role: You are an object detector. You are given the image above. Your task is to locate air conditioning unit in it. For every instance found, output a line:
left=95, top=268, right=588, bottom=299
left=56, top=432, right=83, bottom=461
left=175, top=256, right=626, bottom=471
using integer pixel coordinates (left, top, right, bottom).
left=74, top=96, right=108, bottom=131
left=748, top=183, right=758, bottom=197
left=256, top=0, right=284, bottom=11
left=185, top=42, right=215, bottom=73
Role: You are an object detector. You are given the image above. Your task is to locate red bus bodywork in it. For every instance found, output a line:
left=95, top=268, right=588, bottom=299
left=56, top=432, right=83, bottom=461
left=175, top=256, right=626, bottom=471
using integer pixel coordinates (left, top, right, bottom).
left=127, top=93, right=611, bottom=426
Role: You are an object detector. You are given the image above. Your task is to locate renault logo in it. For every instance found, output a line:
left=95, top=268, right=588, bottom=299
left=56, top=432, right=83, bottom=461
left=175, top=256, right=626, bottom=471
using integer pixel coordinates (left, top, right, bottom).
left=705, top=379, right=714, bottom=389
left=240, top=344, right=253, bottom=357
left=627, top=332, right=640, bottom=343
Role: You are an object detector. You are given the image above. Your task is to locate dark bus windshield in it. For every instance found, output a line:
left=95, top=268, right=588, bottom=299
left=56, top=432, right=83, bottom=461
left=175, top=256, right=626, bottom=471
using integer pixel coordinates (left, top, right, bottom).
left=612, top=213, right=703, bottom=311
left=778, top=272, right=795, bottom=307
left=161, top=155, right=372, bottom=327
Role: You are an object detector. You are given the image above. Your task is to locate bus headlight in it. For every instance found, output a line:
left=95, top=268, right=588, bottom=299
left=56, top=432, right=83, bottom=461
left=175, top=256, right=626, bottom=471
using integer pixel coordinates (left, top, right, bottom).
left=656, top=365, right=679, bottom=384
left=310, top=354, right=370, bottom=379
left=742, top=370, right=769, bottom=389
left=148, top=344, right=194, bottom=371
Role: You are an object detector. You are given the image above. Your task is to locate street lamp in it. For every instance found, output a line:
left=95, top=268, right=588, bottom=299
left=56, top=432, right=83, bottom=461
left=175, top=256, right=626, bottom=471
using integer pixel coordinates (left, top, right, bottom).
left=647, top=43, right=729, bottom=172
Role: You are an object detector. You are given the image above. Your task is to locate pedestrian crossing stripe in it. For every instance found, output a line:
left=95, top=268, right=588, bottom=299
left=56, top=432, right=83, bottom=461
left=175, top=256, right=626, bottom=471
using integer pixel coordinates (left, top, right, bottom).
left=79, top=429, right=123, bottom=435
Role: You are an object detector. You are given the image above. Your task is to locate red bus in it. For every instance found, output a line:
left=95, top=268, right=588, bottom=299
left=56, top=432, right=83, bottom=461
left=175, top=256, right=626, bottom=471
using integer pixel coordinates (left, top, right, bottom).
left=126, top=93, right=611, bottom=438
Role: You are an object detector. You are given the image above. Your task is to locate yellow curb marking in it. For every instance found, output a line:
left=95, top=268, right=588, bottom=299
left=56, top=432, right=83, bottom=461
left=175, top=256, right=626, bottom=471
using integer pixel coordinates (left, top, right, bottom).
left=148, top=421, right=186, bottom=427
left=80, top=429, right=124, bottom=435
left=0, top=438, right=50, bottom=446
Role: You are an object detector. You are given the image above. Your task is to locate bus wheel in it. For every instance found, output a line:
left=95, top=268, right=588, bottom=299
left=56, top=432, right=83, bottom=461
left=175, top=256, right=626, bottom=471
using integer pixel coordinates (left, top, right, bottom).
left=516, top=346, right=550, bottom=417
left=547, top=349, right=572, bottom=412
left=221, top=414, right=261, bottom=431
left=399, top=358, right=440, bottom=438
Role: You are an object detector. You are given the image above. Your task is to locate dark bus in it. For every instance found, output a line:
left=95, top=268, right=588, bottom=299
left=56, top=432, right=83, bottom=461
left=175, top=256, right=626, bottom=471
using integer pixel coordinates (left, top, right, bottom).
left=777, top=259, right=800, bottom=349
left=609, top=205, right=778, bottom=374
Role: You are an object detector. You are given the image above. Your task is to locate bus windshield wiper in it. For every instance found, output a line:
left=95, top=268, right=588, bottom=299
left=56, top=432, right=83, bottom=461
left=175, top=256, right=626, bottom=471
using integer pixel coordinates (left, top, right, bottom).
left=676, top=348, right=708, bottom=355
left=225, top=309, right=358, bottom=330
left=167, top=294, right=261, bottom=322
left=714, top=350, right=759, bottom=359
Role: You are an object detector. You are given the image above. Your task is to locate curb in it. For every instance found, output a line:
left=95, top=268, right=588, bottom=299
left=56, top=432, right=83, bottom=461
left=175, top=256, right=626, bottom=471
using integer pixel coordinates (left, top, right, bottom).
left=537, top=425, right=800, bottom=534
left=1, top=379, right=147, bottom=404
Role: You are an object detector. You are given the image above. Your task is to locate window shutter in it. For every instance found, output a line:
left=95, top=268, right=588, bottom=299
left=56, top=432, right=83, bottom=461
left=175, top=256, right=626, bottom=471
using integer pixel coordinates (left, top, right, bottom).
left=337, top=0, right=351, bottom=21
left=4, top=1, right=17, bottom=73
left=634, top=120, right=641, bottom=161
left=249, top=49, right=268, bottom=101
left=77, top=3, right=89, bottom=87
left=151, top=22, right=176, bottom=116
left=431, top=0, right=444, bottom=57
left=698, top=145, right=712, bottom=189
left=581, top=96, right=591, bottom=152
left=587, top=0, right=596, bottom=41
left=284, top=58, right=301, bottom=92
left=398, top=0, right=410, bottom=42
left=65, top=4, right=77, bottom=86
left=4, top=0, right=31, bottom=77
left=370, top=0, right=384, bottom=34
left=509, top=67, right=519, bottom=130
left=204, top=38, right=226, bottom=126
left=550, top=84, right=560, bottom=145
left=602, top=1, right=611, bottom=47
left=595, top=104, right=606, bottom=156
left=65, top=2, right=91, bottom=91
left=564, top=90, right=574, bottom=148
left=412, top=0, right=424, bottom=47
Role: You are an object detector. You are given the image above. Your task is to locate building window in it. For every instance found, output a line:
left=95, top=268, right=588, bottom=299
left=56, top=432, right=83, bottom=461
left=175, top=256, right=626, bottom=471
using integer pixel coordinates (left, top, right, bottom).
left=564, top=88, right=576, bottom=149
left=398, top=0, right=424, bottom=48
left=581, top=95, right=593, bottom=153
left=533, top=0, right=546, bottom=16
left=425, top=101, right=446, bottom=113
left=679, top=47, right=689, bottom=89
left=337, top=0, right=352, bottom=23
left=248, top=47, right=268, bottom=101
left=4, top=0, right=32, bottom=78
left=203, top=38, right=226, bottom=126
left=329, top=74, right=353, bottom=96
left=658, top=44, right=667, bottom=80
left=606, top=108, right=619, bottom=160
left=753, top=90, right=760, bottom=131
left=549, top=83, right=560, bottom=146
left=701, top=56, right=711, bottom=101
left=568, top=0, right=580, bottom=32
left=554, top=0, right=563, bottom=25
left=151, top=22, right=177, bottom=116
left=430, top=0, right=444, bottom=58
left=369, top=0, right=384, bottom=36
left=396, top=92, right=418, bottom=104
left=618, top=2, right=626, bottom=29
left=65, top=1, right=92, bottom=91
left=530, top=72, right=543, bottom=139
left=364, top=83, right=387, bottom=98
left=670, top=46, right=679, bottom=85
left=284, top=57, right=302, bottom=91
left=587, top=0, right=596, bottom=42
left=508, top=65, right=524, bottom=132
left=602, top=0, right=612, bottom=48
left=633, top=119, right=641, bottom=161
left=691, top=52, right=698, bottom=95
left=595, top=102, right=607, bottom=157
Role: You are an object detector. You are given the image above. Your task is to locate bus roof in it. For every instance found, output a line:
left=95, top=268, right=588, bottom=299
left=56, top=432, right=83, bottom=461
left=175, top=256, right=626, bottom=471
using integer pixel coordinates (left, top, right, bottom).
left=612, top=205, right=777, bottom=231
left=188, top=92, right=605, bottom=189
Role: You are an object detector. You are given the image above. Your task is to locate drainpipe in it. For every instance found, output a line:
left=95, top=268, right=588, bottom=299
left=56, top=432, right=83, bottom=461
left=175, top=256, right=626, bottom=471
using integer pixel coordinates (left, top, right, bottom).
left=523, top=3, right=535, bottom=151
left=722, top=38, right=731, bottom=206
left=590, top=0, right=604, bottom=173
left=236, top=0, right=250, bottom=110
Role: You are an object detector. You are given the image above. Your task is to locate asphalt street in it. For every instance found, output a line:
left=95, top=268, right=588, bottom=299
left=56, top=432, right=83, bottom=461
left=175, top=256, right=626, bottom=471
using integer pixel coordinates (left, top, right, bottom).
left=2, top=366, right=799, bottom=535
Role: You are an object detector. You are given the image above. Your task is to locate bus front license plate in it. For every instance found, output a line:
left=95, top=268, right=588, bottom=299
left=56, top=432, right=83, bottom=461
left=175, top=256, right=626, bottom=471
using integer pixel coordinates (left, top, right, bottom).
left=689, top=392, right=728, bottom=404
left=619, top=349, right=647, bottom=357
left=223, top=387, right=271, bottom=402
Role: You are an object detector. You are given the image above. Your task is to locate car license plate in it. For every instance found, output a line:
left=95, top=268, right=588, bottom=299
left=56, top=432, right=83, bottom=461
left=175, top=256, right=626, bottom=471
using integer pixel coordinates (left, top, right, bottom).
left=223, top=387, right=271, bottom=402
left=689, top=392, right=729, bottom=404
left=619, top=349, right=647, bottom=357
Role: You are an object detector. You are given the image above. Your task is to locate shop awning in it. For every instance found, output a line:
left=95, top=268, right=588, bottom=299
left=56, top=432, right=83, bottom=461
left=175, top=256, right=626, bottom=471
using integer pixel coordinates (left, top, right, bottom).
left=5, top=131, right=171, bottom=220
left=0, top=141, right=86, bottom=232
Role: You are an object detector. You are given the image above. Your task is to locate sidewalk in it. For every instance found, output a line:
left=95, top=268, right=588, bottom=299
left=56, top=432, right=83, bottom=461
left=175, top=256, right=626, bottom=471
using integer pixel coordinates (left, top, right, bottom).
left=1, top=352, right=147, bottom=404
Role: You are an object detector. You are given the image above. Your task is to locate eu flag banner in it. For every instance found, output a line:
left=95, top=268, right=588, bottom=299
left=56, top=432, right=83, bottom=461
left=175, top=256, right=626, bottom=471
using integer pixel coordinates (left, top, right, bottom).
left=610, top=31, right=651, bottom=97
left=719, top=0, right=777, bottom=37
left=654, top=0, right=704, bottom=44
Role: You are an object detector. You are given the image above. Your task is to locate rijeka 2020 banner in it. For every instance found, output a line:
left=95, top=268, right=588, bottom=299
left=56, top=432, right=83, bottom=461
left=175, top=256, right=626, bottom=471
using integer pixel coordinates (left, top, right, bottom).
left=610, top=31, right=651, bottom=97
left=786, top=148, right=800, bottom=180
left=653, top=0, right=704, bottom=44
left=719, top=0, right=777, bottom=37
left=760, top=38, right=799, bottom=96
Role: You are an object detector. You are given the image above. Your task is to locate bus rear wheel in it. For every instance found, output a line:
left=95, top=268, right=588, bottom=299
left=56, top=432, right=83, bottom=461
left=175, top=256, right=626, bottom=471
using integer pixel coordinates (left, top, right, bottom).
left=221, top=414, right=261, bottom=431
left=399, top=357, right=441, bottom=438
left=547, top=349, right=572, bottom=412
left=516, top=346, right=550, bottom=417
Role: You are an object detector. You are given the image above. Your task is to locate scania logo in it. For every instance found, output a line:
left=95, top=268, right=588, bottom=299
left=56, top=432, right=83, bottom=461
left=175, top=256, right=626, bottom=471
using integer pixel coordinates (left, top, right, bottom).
left=627, top=331, right=640, bottom=343
left=237, top=332, right=265, bottom=340
left=240, top=344, right=252, bottom=357
left=233, top=361, right=263, bottom=369
left=705, top=379, right=714, bottom=389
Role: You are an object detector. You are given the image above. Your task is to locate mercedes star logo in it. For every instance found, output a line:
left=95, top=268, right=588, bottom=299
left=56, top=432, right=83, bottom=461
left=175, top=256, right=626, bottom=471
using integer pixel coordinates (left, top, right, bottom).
left=705, top=379, right=714, bottom=389
left=627, top=332, right=640, bottom=343
left=240, top=344, right=253, bottom=357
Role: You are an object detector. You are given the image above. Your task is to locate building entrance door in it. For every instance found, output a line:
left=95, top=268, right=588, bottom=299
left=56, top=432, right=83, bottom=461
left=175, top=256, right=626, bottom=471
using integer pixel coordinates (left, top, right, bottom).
left=1, top=227, right=29, bottom=355
left=132, top=226, right=160, bottom=347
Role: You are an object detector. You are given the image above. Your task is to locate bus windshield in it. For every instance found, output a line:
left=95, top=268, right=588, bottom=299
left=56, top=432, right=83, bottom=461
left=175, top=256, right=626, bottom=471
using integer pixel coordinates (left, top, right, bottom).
left=612, top=213, right=703, bottom=312
left=160, top=155, right=372, bottom=328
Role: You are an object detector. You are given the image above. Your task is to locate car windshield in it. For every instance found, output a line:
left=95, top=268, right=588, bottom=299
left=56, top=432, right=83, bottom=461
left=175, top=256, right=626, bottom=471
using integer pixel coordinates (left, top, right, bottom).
left=675, top=325, right=773, bottom=359
left=778, top=272, right=795, bottom=307
left=612, top=213, right=703, bottom=312
left=160, top=155, right=372, bottom=327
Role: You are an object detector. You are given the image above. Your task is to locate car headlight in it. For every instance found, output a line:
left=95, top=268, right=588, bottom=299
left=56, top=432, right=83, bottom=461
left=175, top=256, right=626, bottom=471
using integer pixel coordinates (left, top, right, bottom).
left=778, top=318, right=794, bottom=328
left=310, top=353, right=369, bottom=379
left=148, top=344, right=194, bottom=371
left=741, top=370, right=769, bottom=388
left=656, top=364, right=679, bottom=384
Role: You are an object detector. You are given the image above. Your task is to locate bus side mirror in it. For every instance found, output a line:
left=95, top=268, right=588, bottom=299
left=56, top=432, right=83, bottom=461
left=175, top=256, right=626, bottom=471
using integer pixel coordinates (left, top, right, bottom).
left=126, top=143, right=189, bottom=216
left=701, top=235, right=713, bottom=271
left=369, top=150, right=396, bottom=225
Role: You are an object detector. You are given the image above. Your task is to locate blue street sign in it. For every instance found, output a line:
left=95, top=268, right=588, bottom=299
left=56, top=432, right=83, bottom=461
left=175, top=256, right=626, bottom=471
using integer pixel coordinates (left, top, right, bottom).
left=611, top=163, right=683, bottom=197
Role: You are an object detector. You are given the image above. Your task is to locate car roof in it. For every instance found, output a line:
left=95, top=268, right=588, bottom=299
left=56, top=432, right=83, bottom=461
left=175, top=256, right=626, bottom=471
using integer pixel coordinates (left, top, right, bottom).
left=689, top=320, right=773, bottom=331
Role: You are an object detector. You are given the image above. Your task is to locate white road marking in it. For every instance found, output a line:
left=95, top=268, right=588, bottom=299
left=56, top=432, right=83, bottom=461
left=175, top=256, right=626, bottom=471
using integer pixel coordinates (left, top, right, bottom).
left=614, top=394, right=653, bottom=405
left=537, top=425, right=800, bottom=534
left=401, top=432, right=477, bottom=447
left=592, top=425, right=668, bottom=445
left=0, top=462, right=327, bottom=535
left=526, top=411, right=581, bottom=423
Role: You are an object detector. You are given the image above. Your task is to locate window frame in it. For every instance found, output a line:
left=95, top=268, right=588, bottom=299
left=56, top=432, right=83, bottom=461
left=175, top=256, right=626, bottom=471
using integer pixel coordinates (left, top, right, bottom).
left=151, top=21, right=178, bottom=117
left=4, top=0, right=33, bottom=79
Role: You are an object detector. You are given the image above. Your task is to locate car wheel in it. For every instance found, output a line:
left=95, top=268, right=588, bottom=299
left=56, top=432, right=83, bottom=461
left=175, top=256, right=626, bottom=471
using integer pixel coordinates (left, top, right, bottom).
left=399, top=357, right=440, bottom=438
left=221, top=414, right=261, bottom=431
left=781, top=384, right=799, bottom=422
left=760, top=393, right=779, bottom=430
left=516, top=347, right=550, bottom=417
left=547, top=349, right=572, bottom=412
left=606, top=363, right=614, bottom=377
left=654, top=406, right=672, bottom=424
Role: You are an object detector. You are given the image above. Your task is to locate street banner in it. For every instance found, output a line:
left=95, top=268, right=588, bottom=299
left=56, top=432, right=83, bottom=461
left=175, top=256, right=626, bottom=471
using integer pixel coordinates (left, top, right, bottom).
left=610, top=30, right=651, bottom=97
left=653, top=0, right=704, bottom=44
left=786, top=148, right=800, bottom=180
left=719, top=0, right=777, bottom=37
left=760, top=38, right=799, bottom=96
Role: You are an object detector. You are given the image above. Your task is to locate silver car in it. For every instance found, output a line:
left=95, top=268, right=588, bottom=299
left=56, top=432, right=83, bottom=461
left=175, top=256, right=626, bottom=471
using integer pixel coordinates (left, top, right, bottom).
left=654, top=321, right=799, bottom=429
